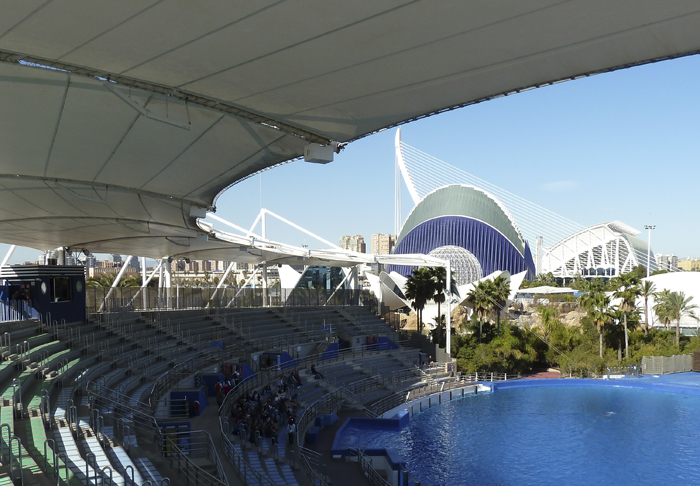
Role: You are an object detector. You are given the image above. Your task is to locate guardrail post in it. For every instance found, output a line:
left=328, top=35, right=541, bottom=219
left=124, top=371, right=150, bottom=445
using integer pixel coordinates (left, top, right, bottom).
left=43, top=438, right=55, bottom=475
left=10, top=436, right=23, bottom=485
left=0, top=423, right=10, bottom=461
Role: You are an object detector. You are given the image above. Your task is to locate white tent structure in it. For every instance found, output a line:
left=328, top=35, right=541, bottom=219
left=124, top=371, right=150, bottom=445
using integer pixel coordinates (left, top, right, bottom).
left=1, top=2, right=700, bottom=262
left=641, top=273, right=700, bottom=331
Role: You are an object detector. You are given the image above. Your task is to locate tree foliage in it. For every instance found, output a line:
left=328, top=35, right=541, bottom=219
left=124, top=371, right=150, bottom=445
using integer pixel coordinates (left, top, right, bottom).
left=404, top=267, right=433, bottom=334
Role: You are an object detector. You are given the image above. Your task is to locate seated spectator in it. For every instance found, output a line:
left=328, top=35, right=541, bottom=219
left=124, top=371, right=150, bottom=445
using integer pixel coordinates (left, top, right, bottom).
left=311, top=364, right=325, bottom=380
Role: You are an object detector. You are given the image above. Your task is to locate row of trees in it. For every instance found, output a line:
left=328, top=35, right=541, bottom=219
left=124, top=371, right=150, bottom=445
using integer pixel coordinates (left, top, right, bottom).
left=579, top=274, right=698, bottom=359
left=404, top=265, right=699, bottom=375
left=403, top=267, right=512, bottom=346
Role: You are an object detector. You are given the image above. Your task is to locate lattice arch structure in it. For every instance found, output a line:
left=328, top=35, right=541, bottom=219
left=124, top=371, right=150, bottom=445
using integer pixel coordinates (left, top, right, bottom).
left=541, top=221, right=658, bottom=278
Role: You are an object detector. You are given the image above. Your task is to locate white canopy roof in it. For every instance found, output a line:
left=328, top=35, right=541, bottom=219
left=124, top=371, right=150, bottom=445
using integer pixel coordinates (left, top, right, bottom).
left=1, top=1, right=700, bottom=260
left=516, top=286, right=576, bottom=295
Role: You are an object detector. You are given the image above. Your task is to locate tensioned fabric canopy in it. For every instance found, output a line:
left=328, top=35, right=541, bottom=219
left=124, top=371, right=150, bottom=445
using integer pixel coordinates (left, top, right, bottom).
left=1, top=1, right=700, bottom=262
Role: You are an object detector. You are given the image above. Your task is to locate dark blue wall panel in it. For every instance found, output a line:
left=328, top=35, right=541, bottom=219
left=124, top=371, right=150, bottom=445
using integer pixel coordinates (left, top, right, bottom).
left=387, top=216, right=535, bottom=279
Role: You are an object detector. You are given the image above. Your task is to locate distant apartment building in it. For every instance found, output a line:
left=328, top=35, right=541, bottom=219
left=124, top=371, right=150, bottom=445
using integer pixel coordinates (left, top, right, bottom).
left=371, top=233, right=396, bottom=255
left=678, top=258, right=700, bottom=272
left=126, top=257, right=140, bottom=272
left=655, top=254, right=679, bottom=271
left=339, top=235, right=366, bottom=253
left=183, top=260, right=213, bottom=273
left=86, top=254, right=96, bottom=269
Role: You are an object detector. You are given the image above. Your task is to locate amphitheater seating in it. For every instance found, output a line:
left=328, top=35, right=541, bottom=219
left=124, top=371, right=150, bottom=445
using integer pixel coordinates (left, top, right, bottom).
left=0, top=316, right=189, bottom=486
left=0, top=304, right=425, bottom=486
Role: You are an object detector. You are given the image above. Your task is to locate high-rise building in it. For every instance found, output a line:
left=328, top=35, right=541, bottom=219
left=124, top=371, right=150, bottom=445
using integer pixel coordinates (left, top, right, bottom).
left=339, top=235, right=366, bottom=253
left=111, top=254, right=122, bottom=263
left=127, top=257, right=140, bottom=271
left=212, top=260, right=232, bottom=271
left=655, top=254, right=679, bottom=271
left=371, top=234, right=396, bottom=255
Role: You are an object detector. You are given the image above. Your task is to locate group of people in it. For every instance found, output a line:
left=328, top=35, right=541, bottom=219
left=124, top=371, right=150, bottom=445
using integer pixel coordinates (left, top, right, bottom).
left=229, top=379, right=299, bottom=445
left=223, top=363, right=328, bottom=447
left=215, top=364, right=246, bottom=407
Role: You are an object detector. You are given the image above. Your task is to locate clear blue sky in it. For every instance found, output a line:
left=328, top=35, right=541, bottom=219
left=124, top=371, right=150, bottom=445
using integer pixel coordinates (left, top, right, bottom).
left=3, top=55, right=699, bottom=264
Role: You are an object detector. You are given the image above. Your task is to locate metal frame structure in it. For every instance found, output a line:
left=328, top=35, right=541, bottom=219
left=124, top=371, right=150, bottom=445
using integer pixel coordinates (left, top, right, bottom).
left=540, top=221, right=658, bottom=279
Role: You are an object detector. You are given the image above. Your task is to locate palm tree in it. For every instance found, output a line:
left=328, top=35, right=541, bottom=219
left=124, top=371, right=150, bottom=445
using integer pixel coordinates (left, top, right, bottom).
left=466, top=280, right=492, bottom=343
left=538, top=306, right=558, bottom=339
left=589, top=293, right=612, bottom=358
left=429, top=267, right=447, bottom=343
left=656, top=291, right=699, bottom=347
left=640, top=280, right=656, bottom=335
left=653, top=289, right=673, bottom=330
left=404, top=267, right=433, bottom=335
left=612, top=273, right=641, bottom=360
left=491, top=275, right=510, bottom=335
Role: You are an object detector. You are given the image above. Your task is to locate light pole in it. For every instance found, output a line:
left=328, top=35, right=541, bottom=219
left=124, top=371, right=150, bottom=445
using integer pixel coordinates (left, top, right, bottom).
left=644, top=225, right=655, bottom=278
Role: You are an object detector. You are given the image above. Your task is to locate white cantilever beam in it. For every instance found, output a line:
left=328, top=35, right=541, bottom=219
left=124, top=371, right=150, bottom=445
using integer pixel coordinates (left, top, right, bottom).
left=227, top=266, right=260, bottom=308
left=207, top=261, right=235, bottom=308
left=207, top=212, right=260, bottom=238
left=1, top=245, right=16, bottom=267
left=262, top=209, right=341, bottom=250
left=99, top=255, right=133, bottom=312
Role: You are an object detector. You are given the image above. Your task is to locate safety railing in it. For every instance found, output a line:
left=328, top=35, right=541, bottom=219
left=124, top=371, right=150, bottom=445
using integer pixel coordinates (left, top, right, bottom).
left=89, top=381, right=227, bottom=486
left=606, top=365, right=641, bottom=378
left=458, top=371, right=519, bottom=382
left=87, top=287, right=373, bottom=313
left=149, top=348, right=222, bottom=415
left=364, top=391, right=407, bottom=418
left=294, top=390, right=349, bottom=486
left=218, top=419, right=276, bottom=486
left=352, top=446, right=392, bottom=486
left=299, top=449, right=330, bottom=486
left=160, top=430, right=227, bottom=486
left=218, top=344, right=400, bottom=485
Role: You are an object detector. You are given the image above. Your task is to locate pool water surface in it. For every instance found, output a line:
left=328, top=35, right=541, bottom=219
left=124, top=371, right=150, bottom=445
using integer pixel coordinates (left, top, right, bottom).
left=354, top=385, right=700, bottom=485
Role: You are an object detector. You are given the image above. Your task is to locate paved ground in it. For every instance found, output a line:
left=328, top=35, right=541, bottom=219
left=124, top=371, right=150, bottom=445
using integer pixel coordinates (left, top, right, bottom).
left=522, top=371, right=562, bottom=379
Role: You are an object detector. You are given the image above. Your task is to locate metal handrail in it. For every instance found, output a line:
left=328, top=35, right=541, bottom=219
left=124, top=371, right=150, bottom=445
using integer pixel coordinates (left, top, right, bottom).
left=218, top=419, right=276, bottom=486
left=459, top=371, right=518, bottom=382
left=354, top=446, right=392, bottom=486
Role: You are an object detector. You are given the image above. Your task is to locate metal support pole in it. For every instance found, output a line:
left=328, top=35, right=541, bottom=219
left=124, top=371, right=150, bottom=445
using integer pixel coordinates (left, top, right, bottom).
left=158, top=263, right=164, bottom=306
left=99, top=255, right=134, bottom=312
left=262, top=211, right=268, bottom=307
left=446, top=260, right=451, bottom=356
left=141, top=256, right=147, bottom=309
left=129, top=260, right=163, bottom=308
left=227, top=267, right=260, bottom=307
left=1, top=245, right=15, bottom=267
left=645, top=225, right=655, bottom=278
left=164, top=259, right=172, bottom=309
left=207, top=261, right=235, bottom=308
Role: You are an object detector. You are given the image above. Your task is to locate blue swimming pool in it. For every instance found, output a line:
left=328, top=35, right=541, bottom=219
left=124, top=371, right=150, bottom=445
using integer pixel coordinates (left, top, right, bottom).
left=348, top=383, right=700, bottom=485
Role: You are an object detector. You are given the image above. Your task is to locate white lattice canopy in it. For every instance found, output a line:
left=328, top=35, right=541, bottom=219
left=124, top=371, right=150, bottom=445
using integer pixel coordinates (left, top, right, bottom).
left=428, top=245, right=483, bottom=286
